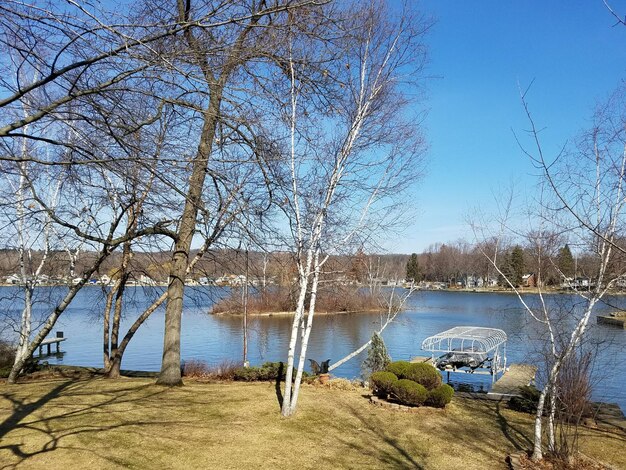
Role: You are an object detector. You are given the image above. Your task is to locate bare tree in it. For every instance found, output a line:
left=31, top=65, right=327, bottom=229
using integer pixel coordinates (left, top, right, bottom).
left=472, top=82, right=626, bottom=461
left=276, top=2, right=430, bottom=416
left=152, top=0, right=338, bottom=386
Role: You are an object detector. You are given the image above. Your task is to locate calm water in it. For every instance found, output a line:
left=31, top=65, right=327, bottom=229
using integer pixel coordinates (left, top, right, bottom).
left=2, top=287, right=625, bottom=410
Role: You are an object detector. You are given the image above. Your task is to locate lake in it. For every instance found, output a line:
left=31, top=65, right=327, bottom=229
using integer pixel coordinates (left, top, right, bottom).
left=2, top=287, right=625, bottom=410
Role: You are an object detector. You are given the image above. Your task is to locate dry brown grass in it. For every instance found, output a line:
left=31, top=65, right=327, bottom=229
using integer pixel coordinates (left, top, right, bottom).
left=0, top=378, right=623, bottom=470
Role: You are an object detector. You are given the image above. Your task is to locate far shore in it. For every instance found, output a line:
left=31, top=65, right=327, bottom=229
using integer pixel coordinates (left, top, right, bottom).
left=3, top=283, right=625, bottom=297
left=211, top=308, right=386, bottom=317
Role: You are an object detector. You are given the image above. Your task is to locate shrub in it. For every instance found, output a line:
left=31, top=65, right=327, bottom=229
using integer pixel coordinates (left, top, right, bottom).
left=233, top=362, right=307, bottom=382
left=0, top=341, right=15, bottom=378
left=385, top=361, right=412, bottom=379
left=392, top=379, right=428, bottom=406
left=509, top=385, right=541, bottom=414
left=426, top=384, right=454, bottom=408
left=404, top=363, right=442, bottom=390
left=370, top=371, right=398, bottom=398
left=181, top=359, right=239, bottom=380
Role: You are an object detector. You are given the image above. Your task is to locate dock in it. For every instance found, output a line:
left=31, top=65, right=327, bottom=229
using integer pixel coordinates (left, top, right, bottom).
left=36, top=332, right=67, bottom=357
left=597, top=313, right=626, bottom=328
left=410, top=356, right=433, bottom=364
left=410, top=356, right=537, bottom=399
left=488, top=364, right=537, bottom=399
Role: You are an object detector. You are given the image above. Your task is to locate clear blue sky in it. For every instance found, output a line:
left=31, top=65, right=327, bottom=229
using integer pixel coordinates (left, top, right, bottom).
left=387, top=1, right=626, bottom=254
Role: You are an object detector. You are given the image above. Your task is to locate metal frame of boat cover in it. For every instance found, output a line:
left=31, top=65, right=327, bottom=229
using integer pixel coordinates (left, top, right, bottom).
left=421, top=326, right=507, bottom=380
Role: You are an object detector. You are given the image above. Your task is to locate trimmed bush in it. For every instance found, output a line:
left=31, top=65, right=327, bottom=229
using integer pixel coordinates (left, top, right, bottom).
left=392, top=379, right=428, bottom=406
left=426, top=384, right=454, bottom=408
left=385, top=361, right=412, bottom=379
left=404, top=362, right=442, bottom=390
left=370, top=371, right=398, bottom=398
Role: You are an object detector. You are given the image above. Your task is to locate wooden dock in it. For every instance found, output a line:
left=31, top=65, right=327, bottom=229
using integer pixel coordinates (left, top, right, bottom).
left=597, top=314, right=626, bottom=328
left=488, top=364, right=537, bottom=398
left=36, top=334, right=67, bottom=357
left=410, top=356, right=433, bottom=364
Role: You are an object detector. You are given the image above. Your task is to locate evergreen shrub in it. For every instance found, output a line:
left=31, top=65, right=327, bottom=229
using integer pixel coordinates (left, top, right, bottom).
left=385, top=361, right=412, bottom=379
left=370, top=371, right=398, bottom=398
left=392, top=379, right=428, bottom=406
left=404, top=362, right=442, bottom=390
left=426, top=384, right=454, bottom=408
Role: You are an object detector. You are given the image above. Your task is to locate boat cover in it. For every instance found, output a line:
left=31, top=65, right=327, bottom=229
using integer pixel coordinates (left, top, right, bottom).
left=435, top=347, right=488, bottom=370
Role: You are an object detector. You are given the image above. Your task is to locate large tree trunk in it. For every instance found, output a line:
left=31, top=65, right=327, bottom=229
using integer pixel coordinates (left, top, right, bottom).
left=102, top=282, right=118, bottom=371
left=156, top=94, right=221, bottom=386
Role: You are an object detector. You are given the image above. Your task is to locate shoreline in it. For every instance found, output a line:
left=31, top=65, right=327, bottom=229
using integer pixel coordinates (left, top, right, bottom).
left=211, top=308, right=386, bottom=317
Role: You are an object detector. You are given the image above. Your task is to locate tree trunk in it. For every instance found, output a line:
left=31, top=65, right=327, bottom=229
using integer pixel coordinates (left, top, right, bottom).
left=532, top=385, right=548, bottom=461
left=157, top=94, right=221, bottom=386
left=10, top=286, right=33, bottom=382
left=107, top=279, right=127, bottom=376
left=107, top=354, right=122, bottom=378
left=103, top=282, right=118, bottom=370
left=7, top=248, right=111, bottom=383
left=281, top=270, right=309, bottom=416
left=288, top=251, right=321, bottom=414
left=110, top=291, right=167, bottom=378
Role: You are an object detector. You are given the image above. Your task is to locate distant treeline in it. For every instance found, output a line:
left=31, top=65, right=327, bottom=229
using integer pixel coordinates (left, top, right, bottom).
left=0, top=239, right=605, bottom=287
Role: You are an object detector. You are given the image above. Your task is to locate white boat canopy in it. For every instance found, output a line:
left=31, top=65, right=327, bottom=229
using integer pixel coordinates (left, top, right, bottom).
left=421, top=326, right=508, bottom=381
left=421, top=326, right=507, bottom=354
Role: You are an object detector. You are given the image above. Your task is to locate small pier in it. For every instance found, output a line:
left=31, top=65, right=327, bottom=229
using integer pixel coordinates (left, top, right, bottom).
left=597, top=312, right=626, bottom=328
left=488, top=364, right=537, bottom=399
left=36, top=332, right=67, bottom=357
left=410, top=356, right=433, bottom=364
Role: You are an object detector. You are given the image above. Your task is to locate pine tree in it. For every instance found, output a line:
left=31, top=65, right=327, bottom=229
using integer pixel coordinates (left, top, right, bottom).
left=362, top=333, right=391, bottom=375
left=406, top=253, right=421, bottom=281
left=557, top=244, right=575, bottom=278
left=510, top=245, right=525, bottom=286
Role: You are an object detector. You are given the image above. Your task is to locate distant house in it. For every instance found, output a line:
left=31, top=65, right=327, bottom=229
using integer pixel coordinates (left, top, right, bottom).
left=573, top=277, right=591, bottom=289
left=198, top=277, right=214, bottom=286
left=522, top=273, right=537, bottom=288
left=139, top=274, right=157, bottom=286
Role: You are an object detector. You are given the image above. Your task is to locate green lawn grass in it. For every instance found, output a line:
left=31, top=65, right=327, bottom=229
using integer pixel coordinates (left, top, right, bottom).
left=0, top=377, right=624, bottom=469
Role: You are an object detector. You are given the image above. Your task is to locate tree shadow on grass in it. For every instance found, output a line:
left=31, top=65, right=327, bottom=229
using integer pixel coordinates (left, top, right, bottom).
left=0, top=377, right=183, bottom=469
left=330, top=403, right=425, bottom=469
left=454, top=397, right=534, bottom=451
left=275, top=363, right=283, bottom=409
left=332, top=395, right=541, bottom=468
left=494, top=399, right=533, bottom=451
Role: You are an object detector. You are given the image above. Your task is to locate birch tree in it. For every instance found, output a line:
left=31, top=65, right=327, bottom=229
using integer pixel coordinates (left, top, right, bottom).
left=472, top=82, right=626, bottom=461
left=277, top=3, right=430, bottom=416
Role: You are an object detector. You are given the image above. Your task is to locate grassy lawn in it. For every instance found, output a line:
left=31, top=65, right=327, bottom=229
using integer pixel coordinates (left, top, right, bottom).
left=0, top=377, right=624, bottom=469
